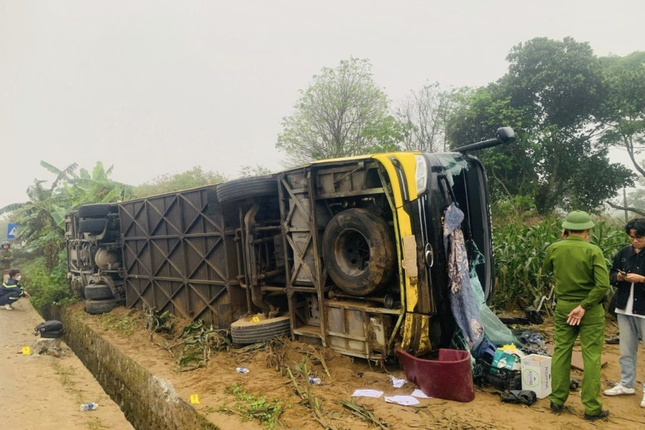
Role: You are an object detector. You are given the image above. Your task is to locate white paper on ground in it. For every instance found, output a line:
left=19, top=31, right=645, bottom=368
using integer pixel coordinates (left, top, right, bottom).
left=351, top=389, right=384, bottom=398
left=389, top=375, right=406, bottom=388
left=411, top=389, right=431, bottom=398
left=384, top=395, right=420, bottom=406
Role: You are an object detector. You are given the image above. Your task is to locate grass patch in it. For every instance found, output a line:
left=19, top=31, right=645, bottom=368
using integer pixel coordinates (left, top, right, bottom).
left=219, top=383, right=285, bottom=430
left=100, top=313, right=135, bottom=337
left=52, top=362, right=78, bottom=392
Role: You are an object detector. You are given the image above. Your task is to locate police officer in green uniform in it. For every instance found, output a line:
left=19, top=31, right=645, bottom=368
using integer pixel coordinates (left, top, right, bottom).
left=543, top=211, right=609, bottom=421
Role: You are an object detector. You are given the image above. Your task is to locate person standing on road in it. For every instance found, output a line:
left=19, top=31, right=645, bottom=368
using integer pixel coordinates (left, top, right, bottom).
left=543, top=211, right=610, bottom=421
left=0, top=269, right=29, bottom=310
left=603, top=218, right=645, bottom=407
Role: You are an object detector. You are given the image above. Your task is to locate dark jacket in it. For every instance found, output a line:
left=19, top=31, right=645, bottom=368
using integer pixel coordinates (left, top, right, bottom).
left=0, top=278, right=23, bottom=295
left=610, top=245, right=645, bottom=315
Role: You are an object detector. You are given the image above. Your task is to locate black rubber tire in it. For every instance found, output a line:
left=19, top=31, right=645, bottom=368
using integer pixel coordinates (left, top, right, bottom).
left=230, top=315, right=291, bottom=344
left=78, top=204, right=113, bottom=218
left=78, top=218, right=107, bottom=234
left=322, top=208, right=396, bottom=296
left=216, top=175, right=277, bottom=203
left=85, top=299, right=118, bottom=315
left=84, top=284, right=114, bottom=300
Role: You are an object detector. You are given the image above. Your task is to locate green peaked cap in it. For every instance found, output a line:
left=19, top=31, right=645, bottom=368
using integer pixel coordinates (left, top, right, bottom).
left=562, top=211, right=595, bottom=230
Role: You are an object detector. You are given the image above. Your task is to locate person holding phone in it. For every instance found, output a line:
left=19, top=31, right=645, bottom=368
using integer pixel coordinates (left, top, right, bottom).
left=604, top=218, right=645, bottom=408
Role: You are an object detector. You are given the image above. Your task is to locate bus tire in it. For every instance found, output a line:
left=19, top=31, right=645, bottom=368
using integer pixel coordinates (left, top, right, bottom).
left=216, top=175, right=277, bottom=203
left=84, top=284, right=114, bottom=300
left=78, top=218, right=107, bottom=235
left=322, top=208, right=396, bottom=296
left=230, top=315, right=291, bottom=344
left=78, top=204, right=113, bottom=218
left=85, top=299, right=118, bottom=315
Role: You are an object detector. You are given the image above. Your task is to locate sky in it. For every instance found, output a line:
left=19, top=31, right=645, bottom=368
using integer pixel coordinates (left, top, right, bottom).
left=1, top=0, right=644, bottom=210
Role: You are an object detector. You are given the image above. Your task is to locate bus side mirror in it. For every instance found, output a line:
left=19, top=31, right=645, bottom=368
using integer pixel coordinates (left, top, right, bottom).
left=496, top=127, right=516, bottom=144
left=457, top=127, right=516, bottom=153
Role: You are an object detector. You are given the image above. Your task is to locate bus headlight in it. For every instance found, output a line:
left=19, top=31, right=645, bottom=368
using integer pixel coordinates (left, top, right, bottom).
left=415, top=155, right=428, bottom=195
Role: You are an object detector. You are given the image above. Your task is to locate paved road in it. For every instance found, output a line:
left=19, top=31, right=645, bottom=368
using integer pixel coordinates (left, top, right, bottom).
left=0, top=299, right=134, bottom=430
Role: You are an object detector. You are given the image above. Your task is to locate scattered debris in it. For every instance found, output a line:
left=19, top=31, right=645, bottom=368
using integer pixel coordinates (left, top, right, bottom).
left=340, top=400, right=389, bottom=429
left=384, top=395, right=420, bottom=406
left=389, top=374, right=406, bottom=388
left=34, top=338, right=64, bottom=357
left=351, top=389, right=384, bottom=398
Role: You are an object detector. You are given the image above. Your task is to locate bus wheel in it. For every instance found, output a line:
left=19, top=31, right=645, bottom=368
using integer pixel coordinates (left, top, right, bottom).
left=85, top=299, right=118, bottom=315
left=230, top=315, right=291, bottom=344
left=216, top=175, right=277, bottom=203
left=78, top=203, right=114, bottom=218
left=322, top=208, right=395, bottom=296
left=78, top=218, right=107, bottom=235
left=84, top=284, right=114, bottom=300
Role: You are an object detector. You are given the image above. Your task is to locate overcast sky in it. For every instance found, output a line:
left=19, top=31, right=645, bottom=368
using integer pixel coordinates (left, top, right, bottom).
left=1, top=0, right=643, bottom=210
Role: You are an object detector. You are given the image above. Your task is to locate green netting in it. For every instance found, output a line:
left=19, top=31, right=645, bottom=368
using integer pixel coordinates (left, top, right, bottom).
left=467, top=241, right=518, bottom=347
left=450, top=328, right=476, bottom=368
left=471, top=271, right=518, bottom=346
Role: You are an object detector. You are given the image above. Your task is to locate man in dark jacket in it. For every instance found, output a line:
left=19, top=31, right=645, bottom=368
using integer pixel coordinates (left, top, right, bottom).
left=0, top=269, right=29, bottom=310
left=604, top=218, right=645, bottom=408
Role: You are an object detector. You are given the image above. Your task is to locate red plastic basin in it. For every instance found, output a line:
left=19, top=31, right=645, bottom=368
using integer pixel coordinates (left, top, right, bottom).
left=396, top=348, right=475, bottom=403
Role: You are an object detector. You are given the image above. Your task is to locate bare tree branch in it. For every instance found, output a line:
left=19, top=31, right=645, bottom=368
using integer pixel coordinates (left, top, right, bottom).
left=607, top=201, right=645, bottom=216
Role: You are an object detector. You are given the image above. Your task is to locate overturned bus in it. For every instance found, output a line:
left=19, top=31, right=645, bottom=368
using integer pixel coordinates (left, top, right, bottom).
left=65, top=127, right=515, bottom=361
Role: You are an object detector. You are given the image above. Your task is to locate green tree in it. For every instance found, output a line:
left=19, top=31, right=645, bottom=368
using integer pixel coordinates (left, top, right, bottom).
left=62, top=161, right=133, bottom=207
left=0, top=161, right=132, bottom=271
left=134, top=166, right=227, bottom=197
left=600, top=52, right=645, bottom=217
left=277, top=57, right=401, bottom=166
left=448, top=37, right=633, bottom=213
left=447, top=86, right=535, bottom=203
left=0, top=162, right=77, bottom=270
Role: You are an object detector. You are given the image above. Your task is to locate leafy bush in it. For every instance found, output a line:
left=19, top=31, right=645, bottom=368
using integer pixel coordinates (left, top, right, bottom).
left=492, top=215, right=627, bottom=310
left=20, top=256, right=75, bottom=315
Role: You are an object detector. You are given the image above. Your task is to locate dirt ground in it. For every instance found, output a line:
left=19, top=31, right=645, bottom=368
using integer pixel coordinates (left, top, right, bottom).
left=0, top=300, right=134, bottom=430
left=65, top=304, right=645, bottom=430
left=3, top=298, right=644, bottom=430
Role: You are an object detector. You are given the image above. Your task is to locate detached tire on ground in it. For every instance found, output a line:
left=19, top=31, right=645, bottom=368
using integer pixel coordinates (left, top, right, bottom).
left=78, top=218, right=107, bottom=235
left=85, top=299, right=118, bottom=315
left=230, top=315, right=291, bottom=344
left=78, top=204, right=113, bottom=218
left=322, top=208, right=396, bottom=296
left=216, top=175, right=278, bottom=203
left=84, top=284, right=114, bottom=300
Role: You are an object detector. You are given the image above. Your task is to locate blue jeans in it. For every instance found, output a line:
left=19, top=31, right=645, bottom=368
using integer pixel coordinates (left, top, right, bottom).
left=617, top=313, right=645, bottom=390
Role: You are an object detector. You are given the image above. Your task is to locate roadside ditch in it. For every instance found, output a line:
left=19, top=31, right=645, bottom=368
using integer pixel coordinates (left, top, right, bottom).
left=47, top=305, right=219, bottom=430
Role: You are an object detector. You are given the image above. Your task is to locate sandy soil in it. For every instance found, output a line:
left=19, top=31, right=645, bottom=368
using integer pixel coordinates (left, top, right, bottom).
left=69, top=304, right=645, bottom=430
left=0, top=300, right=134, bottom=430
